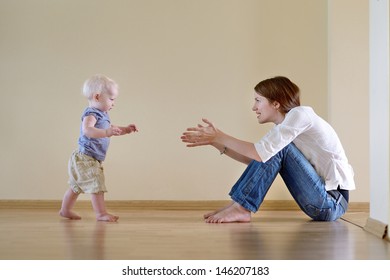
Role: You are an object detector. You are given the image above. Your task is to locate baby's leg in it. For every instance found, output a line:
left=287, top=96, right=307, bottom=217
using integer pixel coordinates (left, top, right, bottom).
left=91, top=192, right=118, bottom=222
left=59, top=188, right=81, bottom=219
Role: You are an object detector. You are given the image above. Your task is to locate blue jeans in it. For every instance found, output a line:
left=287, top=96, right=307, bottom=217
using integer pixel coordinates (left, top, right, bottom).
left=229, top=143, right=348, bottom=221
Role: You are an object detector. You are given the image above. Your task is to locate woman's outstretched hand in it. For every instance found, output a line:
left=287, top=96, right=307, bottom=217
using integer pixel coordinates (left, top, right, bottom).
left=181, top=118, right=218, bottom=147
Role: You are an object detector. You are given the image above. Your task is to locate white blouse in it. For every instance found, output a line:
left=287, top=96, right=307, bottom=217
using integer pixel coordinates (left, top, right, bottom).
left=254, top=106, right=355, bottom=191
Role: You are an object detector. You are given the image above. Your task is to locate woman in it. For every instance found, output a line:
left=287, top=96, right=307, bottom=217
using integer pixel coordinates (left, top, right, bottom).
left=181, top=76, right=355, bottom=223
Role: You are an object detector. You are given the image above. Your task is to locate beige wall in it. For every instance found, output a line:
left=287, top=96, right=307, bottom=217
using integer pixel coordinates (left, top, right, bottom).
left=328, top=0, right=370, bottom=203
left=0, top=0, right=368, bottom=202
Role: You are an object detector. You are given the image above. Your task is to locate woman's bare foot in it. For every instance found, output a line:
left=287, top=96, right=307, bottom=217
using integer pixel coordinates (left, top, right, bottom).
left=205, top=202, right=251, bottom=223
left=59, top=209, right=81, bottom=220
left=96, top=213, right=119, bottom=222
left=204, top=201, right=234, bottom=219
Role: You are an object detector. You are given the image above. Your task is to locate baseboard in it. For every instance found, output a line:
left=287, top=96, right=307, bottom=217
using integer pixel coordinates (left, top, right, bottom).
left=364, top=217, right=388, bottom=239
left=0, top=199, right=369, bottom=212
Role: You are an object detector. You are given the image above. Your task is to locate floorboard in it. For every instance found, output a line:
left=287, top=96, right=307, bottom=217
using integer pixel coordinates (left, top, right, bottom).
left=0, top=209, right=389, bottom=260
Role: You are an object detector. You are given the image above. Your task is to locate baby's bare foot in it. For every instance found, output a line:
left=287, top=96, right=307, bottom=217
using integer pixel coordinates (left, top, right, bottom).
left=205, top=202, right=251, bottom=223
left=96, top=213, right=119, bottom=222
left=59, top=210, right=81, bottom=220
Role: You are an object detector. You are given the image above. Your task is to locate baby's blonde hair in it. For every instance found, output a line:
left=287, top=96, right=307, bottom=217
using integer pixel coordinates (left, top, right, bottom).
left=82, top=74, right=118, bottom=100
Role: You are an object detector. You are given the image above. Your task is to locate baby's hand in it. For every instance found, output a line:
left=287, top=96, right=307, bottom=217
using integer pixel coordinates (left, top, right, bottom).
left=107, top=126, right=122, bottom=137
left=126, top=124, right=139, bottom=133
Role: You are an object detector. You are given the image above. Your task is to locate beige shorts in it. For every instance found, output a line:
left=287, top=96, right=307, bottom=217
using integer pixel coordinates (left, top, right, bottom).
left=68, top=150, right=107, bottom=194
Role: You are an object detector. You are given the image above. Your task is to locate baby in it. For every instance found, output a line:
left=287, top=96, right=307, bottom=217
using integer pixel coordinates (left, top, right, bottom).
left=59, top=74, right=138, bottom=222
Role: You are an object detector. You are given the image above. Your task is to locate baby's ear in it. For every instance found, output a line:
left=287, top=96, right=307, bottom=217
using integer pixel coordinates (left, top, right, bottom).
left=93, top=93, right=101, bottom=101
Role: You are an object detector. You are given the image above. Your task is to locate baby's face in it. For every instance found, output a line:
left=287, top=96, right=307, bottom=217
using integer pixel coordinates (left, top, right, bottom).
left=95, top=86, right=119, bottom=112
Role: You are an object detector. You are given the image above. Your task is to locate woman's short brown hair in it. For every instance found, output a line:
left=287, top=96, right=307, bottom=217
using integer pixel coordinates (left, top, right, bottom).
left=254, top=76, right=300, bottom=113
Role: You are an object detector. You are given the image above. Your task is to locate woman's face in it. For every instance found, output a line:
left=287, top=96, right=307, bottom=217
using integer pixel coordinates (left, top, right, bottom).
left=252, top=93, right=284, bottom=124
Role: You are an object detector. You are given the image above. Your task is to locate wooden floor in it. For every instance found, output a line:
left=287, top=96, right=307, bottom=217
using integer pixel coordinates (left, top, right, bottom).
left=0, top=208, right=389, bottom=260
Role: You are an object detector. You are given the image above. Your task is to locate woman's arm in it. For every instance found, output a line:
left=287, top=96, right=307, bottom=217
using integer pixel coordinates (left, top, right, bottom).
left=212, top=142, right=253, bottom=165
left=181, top=118, right=262, bottom=163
